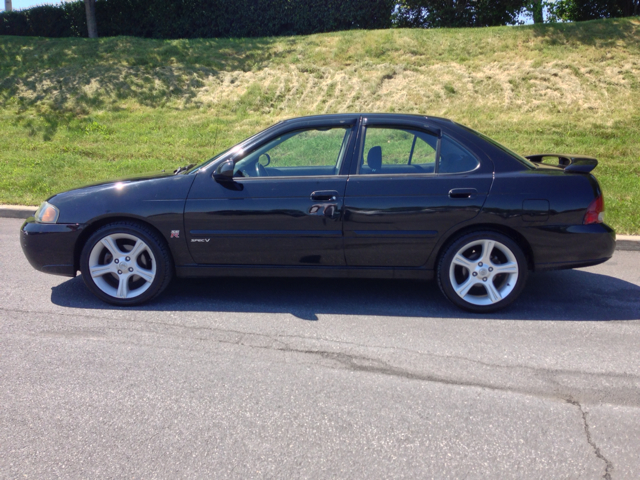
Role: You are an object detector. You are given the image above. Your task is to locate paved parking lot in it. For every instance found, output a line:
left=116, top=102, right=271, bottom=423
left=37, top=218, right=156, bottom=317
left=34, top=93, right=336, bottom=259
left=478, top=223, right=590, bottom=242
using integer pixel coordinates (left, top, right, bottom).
left=1, top=217, right=639, bottom=478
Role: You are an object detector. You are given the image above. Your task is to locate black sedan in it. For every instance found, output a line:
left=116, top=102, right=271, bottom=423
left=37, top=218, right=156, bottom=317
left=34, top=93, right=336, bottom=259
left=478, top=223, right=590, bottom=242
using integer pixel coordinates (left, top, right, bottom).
left=21, top=114, right=615, bottom=312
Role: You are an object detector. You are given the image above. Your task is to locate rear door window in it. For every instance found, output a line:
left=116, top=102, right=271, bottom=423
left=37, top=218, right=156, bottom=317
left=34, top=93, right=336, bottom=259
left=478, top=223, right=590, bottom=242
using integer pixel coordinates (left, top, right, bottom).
left=359, top=127, right=437, bottom=175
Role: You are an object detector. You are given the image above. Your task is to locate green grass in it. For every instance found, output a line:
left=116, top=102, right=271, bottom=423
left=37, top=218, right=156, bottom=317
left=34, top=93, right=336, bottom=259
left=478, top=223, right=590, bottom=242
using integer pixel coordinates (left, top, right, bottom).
left=1, top=17, right=639, bottom=232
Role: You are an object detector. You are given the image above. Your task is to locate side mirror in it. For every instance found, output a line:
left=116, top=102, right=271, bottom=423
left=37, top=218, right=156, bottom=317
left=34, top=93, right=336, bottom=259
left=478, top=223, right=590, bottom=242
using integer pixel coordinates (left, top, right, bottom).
left=213, top=159, right=235, bottom=182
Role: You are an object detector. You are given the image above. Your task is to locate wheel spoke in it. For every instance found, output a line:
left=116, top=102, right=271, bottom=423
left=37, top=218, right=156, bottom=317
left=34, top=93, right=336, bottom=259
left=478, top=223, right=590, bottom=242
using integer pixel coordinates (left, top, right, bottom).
left=481, top=240, right=495, bottom=264
left=134, top=268, right=154, bottom=284
left=101, top=236, right=122, bottom=257
left=452, top=254, right=474, bottom=271
left=485, top=281, right=502, bottom=303
left=128, top=240, right=146, bottom=261
left=492, top=262, right=518, bottom=275
left=455, top=277, right=477, bottom=297
left=90, top=264, right=114, bottom=277
left=116, top=276, right=130, bottom=298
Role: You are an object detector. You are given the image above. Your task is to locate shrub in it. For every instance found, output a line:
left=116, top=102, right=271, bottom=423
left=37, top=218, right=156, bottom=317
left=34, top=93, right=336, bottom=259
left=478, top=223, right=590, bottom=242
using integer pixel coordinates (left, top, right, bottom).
left=0, top=0, right=396, bottom=39
left=1, top=3, right=86, bottom=37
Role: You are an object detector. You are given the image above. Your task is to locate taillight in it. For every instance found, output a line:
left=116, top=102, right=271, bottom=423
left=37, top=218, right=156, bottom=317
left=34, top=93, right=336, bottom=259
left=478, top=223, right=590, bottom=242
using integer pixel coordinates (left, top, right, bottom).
left=584, top=194, right=605, bottom=224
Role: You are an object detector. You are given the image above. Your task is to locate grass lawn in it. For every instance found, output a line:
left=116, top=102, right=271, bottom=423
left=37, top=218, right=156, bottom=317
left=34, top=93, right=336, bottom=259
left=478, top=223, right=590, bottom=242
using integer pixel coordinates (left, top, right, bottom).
left=1, top=17, right=639, bottom=232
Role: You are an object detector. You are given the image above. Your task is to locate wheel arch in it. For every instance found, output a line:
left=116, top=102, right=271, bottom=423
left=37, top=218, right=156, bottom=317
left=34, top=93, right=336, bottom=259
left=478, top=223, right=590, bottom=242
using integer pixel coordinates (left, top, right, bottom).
left=433, top=223, right=534, bottom=272
left=74, top=215, right=171, bottom=272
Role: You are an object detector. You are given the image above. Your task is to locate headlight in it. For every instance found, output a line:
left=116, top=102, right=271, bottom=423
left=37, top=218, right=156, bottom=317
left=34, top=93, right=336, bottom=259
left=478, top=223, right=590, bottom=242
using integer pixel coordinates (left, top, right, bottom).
left=35, top=201, right=60, bottom=224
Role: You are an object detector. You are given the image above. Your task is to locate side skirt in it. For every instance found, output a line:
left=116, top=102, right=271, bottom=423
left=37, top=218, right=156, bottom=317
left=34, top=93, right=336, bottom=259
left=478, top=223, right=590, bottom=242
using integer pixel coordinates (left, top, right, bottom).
left=176, top=264, right=434, bottom=280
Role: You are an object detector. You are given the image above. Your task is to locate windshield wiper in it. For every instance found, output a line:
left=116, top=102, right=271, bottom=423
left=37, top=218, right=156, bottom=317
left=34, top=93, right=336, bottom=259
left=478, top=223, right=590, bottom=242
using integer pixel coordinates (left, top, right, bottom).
left=174, top=163, right=196, bottom=175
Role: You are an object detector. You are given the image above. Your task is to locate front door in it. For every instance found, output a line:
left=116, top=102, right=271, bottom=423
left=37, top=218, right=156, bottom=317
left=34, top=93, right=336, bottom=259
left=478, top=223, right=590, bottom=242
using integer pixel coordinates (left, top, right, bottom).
left=184, top=121, right=357, bottom=266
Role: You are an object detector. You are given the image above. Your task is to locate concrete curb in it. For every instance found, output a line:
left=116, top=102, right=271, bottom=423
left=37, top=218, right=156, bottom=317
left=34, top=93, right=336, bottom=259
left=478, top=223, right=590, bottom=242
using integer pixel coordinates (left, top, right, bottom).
left=0, top=205, right=37, bottom=219
left=616, top=235, right=640, bottom=252
left=1, top=204, right=639, bottom=251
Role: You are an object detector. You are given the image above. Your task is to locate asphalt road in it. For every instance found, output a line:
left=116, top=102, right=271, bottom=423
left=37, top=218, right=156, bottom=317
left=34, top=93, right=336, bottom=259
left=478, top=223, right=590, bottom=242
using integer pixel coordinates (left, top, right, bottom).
left=1, top=217, right=640, bottom=479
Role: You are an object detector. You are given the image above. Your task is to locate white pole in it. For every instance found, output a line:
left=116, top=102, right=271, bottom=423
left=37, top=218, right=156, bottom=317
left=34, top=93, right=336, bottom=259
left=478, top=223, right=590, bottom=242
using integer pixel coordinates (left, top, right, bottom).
left=5, top=0, right=12, bottom=12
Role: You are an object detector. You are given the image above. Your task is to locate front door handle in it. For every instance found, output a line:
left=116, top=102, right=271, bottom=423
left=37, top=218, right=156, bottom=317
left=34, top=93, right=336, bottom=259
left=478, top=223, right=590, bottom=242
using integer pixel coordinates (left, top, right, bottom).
left=311, top=190, right=338, bottom=201
left=449, top=188, right=477, bottom=199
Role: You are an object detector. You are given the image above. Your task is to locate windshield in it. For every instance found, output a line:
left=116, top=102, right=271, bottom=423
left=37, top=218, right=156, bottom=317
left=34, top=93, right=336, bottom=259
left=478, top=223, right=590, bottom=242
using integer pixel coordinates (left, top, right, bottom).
left=456, top=124, right=536, bottom=169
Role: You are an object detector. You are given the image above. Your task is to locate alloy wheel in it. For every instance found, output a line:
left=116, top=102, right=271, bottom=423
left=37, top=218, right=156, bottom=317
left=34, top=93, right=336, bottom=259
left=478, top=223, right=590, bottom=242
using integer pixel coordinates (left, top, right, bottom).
left=88, top=233, right=157, bottom=299
left=448, top=239, right=519, bottom=306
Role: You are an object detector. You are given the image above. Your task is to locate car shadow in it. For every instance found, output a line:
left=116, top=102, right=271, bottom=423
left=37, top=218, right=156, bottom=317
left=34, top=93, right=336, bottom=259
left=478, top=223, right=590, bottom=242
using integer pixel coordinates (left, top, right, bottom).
left=50, top=269, right=640, bottom=322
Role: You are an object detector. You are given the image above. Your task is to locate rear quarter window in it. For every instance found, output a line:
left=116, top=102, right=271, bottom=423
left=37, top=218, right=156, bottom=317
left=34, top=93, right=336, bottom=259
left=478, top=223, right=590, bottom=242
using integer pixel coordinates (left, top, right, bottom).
left=438, top=136, right=480, bottom=174
left=455, top=123, right=536, bottom=169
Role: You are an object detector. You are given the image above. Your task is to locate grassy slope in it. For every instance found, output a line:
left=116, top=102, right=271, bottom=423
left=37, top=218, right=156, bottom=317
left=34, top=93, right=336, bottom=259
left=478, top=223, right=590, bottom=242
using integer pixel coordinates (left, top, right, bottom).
left=1, top=17, right=639, bottom=232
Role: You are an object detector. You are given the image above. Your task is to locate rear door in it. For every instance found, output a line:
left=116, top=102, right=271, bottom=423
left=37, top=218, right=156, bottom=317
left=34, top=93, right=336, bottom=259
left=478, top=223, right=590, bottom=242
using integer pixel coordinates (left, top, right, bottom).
left=343, top=117, right=493, bottom=267
left=184, top=118, right=358, bottom=266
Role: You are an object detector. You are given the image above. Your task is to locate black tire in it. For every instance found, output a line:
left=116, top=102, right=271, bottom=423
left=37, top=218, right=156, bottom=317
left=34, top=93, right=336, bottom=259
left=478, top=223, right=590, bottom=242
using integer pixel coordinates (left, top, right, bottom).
left=437, top=230, right=528, bottom=313
left=79, top=221, right=173, bottom=306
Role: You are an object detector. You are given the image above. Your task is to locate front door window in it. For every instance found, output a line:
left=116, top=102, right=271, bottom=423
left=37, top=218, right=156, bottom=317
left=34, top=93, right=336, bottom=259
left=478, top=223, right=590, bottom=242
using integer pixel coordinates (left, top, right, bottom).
left=234, top=127, right=352, bottom=178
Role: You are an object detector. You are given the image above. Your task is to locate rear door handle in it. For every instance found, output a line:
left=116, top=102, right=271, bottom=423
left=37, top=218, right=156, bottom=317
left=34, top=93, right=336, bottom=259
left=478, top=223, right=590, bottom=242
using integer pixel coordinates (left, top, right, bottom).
left=310, top=190, right=338, bottom=201
left=323, top=205, right=336, bottom=218
left=449, top=188, right=477, bottom=199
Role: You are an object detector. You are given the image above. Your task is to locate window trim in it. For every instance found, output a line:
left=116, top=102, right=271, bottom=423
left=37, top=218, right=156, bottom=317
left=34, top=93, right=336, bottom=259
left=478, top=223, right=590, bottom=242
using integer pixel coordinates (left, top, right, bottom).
left=408, top=135, right=417, bottom=165
left=234, top=174, right=349, bottom=182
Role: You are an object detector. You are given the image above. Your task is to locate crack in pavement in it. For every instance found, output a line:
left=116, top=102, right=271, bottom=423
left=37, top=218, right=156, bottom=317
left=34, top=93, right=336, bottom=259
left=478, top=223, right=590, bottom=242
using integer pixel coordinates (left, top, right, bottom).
left=186, top=338, right=640, bottom=409
left=14, top=328, right=560, bottom=400
left=7, top=308, right=640, bottom=407
left=566, top=398, right=613, bottom=480
left=5, top=306, right=640, bottom=385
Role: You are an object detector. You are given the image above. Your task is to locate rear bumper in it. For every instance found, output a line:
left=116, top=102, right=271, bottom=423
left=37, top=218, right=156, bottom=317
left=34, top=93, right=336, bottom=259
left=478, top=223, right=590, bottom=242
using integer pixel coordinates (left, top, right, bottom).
left=20, top=218, right=84, bottom=277
left=527, top=223, right=616, bottom=271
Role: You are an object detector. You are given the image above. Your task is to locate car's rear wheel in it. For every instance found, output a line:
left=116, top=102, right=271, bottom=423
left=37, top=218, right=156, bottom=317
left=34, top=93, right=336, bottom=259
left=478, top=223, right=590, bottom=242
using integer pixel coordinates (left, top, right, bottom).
left=80, top=222, right=173, bottom=306
left=437, top=231, right=528, bottom=313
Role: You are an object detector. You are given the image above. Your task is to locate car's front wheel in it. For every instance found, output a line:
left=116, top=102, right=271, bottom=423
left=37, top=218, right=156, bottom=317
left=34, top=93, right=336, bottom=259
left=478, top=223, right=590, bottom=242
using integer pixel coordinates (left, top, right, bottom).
left=80, top=221, right=173, bottom=306
left=437, top=231, right=528, bottom=313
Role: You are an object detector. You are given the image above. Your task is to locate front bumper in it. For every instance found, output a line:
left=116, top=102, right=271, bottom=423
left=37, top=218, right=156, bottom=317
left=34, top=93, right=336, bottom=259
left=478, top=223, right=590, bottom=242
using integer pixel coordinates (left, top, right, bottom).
left=21, top=217, right=84, bottom=277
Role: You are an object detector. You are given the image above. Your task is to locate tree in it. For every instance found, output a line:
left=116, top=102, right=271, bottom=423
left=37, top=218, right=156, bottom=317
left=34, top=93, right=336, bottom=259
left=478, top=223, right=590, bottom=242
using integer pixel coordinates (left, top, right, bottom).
left=84, top=0, right=98, bottom=38
left=529, top=0, right=544, bottom=22
left=394, top=0, right=529, bottom=28
left=547, top=0, right=639, bottom=21
left=5, top=0, right=12, bottom=12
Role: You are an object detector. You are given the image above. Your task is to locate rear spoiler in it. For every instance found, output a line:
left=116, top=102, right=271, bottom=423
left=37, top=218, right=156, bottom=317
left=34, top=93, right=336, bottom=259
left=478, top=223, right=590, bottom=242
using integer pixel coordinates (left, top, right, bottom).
left=525, top=154, right=598, bottom=173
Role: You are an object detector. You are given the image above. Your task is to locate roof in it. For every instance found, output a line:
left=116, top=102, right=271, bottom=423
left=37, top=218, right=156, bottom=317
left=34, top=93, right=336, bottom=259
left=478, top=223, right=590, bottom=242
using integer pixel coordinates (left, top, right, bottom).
left=279, top=113, right=455, bottom=125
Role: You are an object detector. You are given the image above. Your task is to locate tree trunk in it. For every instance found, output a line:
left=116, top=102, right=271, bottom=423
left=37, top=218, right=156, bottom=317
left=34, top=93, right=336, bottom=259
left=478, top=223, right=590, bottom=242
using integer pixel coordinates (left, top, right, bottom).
left=616, top=0, right=629, bottom=16
left=5, top=0, right=12, bottom=12
left=531, top=0, right=544, bottom=23
left=84, top=0, right=98, bottom=38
